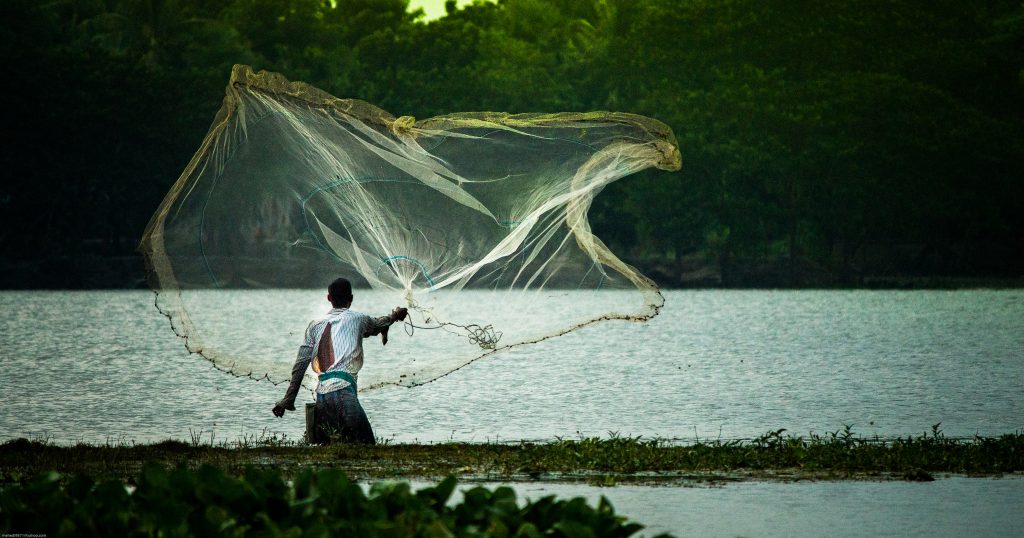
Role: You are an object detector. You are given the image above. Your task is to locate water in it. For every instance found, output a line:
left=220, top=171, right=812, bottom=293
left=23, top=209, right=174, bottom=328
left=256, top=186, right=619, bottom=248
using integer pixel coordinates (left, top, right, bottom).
left=1, top=289, right=1020, bottom=443
left=464, top=476, right=1024, bottom=537
left=2, top=289, right=1021, bottom=535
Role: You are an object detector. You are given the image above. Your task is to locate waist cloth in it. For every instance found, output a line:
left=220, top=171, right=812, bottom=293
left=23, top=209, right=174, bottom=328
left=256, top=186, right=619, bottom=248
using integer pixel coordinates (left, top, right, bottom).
left=314, top=370, right=374, bottom=444
left=318, top=370, right=357, bottom=392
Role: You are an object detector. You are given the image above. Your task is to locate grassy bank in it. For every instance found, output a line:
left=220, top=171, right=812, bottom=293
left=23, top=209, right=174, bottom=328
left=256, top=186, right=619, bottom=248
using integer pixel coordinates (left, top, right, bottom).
left=3, top=427, right=1021, bottom=485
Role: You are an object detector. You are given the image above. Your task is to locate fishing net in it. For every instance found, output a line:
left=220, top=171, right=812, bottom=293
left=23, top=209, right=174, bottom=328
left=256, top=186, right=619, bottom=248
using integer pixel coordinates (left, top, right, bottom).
left=139, top=65, right=681, bottom=391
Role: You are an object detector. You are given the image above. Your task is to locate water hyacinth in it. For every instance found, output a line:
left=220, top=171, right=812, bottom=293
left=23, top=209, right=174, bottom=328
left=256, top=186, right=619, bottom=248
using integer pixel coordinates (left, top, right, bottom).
left=0, top=464, right=655, bottom=537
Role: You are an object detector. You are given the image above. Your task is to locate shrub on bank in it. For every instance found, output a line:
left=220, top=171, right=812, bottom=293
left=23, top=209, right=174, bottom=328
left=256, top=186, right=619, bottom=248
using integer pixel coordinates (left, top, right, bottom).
left=0, top=464, right=660, bottom=537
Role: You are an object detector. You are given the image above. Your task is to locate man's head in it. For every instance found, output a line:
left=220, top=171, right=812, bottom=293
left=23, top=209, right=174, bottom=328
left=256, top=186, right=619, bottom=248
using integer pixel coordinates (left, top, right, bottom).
left=328, top=277, right=353, bottom=308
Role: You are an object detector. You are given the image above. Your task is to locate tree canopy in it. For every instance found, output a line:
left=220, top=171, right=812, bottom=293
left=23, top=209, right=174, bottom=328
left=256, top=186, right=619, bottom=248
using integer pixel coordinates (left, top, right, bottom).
left=3, top=0, right=1022, bottom=286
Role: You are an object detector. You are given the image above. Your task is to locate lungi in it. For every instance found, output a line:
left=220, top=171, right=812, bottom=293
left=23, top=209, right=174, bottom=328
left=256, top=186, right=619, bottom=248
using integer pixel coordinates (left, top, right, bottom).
left=314, top=372, right=375, bottom=444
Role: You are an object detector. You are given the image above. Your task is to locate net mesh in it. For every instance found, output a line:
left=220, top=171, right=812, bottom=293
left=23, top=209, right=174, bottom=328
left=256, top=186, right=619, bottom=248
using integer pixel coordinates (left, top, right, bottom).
left=139, top=65, right=682, bottom=390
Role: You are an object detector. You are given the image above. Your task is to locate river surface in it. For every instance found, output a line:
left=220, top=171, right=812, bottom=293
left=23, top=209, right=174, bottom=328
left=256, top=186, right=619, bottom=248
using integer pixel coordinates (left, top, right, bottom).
left=1, top=289, right=1020, bottom=444
left=467, top=476, right=1024, bottom=537
left=2, top=289, right=1022, bottom=536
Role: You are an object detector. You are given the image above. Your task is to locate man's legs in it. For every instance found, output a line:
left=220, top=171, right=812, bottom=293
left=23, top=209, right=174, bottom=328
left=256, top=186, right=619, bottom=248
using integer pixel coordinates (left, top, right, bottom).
left=315, top=389, right=375, bottom=444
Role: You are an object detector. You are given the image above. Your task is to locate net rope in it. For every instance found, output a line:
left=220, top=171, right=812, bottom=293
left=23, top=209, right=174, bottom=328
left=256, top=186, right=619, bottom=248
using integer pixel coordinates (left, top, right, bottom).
left=402, top=299, right=503, bottom=350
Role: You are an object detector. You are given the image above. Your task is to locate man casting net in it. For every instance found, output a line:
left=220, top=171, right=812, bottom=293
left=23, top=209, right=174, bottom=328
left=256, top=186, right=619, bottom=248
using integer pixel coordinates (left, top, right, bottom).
left=139, top=65, right=682, bottom=392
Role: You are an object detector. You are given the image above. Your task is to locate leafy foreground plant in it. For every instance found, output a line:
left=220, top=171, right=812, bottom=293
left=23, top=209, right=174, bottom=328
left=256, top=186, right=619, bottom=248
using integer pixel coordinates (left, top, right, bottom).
left=2, top=427, right=1020, bottom=483
left=0, top=464, right=664, bottom=537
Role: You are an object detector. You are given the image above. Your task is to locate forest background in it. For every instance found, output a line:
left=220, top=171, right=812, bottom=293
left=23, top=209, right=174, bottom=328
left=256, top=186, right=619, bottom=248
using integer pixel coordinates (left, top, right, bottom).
left=2, top=0, right=1022, bottom=288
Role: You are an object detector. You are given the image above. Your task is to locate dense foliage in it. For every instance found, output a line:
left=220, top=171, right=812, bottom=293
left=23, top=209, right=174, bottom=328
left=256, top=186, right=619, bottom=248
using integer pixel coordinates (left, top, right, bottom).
left=0, top=464, right=654, bottom=537
left=3, top=0, right=1022, bottom=285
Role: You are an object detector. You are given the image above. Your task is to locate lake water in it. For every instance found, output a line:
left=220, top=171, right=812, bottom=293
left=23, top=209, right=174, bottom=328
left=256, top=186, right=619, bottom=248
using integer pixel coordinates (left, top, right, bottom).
left=1, top=289, right=1022, bottom=536
left=1, top=289, right=1020, bottom=444
left=470, top=475, right=1024, bottom=537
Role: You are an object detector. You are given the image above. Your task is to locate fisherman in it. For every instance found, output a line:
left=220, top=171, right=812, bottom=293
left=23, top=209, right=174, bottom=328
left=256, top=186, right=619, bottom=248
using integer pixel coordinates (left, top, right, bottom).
left=272, top=277, right=407, bottom=444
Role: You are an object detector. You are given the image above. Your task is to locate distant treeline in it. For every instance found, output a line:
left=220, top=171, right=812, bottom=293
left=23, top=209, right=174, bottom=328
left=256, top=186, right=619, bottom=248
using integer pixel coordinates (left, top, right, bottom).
left=3, top=0, right=1023, bottom=287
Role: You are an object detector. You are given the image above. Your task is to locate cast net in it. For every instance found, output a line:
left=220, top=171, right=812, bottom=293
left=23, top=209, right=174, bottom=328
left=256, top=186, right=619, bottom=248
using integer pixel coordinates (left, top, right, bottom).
left=139, top=65, right=681, bottom=391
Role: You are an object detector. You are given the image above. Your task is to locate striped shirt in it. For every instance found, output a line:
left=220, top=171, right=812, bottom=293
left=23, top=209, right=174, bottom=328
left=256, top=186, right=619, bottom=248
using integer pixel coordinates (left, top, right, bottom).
left=277, top=308, right=394, bottom=409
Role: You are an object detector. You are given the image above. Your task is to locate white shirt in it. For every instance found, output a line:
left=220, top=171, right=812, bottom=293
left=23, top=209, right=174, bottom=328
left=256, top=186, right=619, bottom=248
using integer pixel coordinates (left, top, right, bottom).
left=277, top=307, right=394, bottom=408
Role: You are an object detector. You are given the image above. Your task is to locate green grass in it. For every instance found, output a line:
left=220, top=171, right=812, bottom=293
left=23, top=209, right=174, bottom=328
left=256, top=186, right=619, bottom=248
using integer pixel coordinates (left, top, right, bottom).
left=2, top=426, right=1021, bottom=484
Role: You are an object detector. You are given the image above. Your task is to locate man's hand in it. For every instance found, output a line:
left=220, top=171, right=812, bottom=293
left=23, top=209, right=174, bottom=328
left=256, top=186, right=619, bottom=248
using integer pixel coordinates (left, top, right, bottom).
left=391, top=307, right=408, bottom=322
left=272, top=401, right=295, bottom=417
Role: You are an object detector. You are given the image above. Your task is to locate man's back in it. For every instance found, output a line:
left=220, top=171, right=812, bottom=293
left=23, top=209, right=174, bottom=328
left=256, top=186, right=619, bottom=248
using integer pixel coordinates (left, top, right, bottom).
left=306, top=308, right=373, bottom=377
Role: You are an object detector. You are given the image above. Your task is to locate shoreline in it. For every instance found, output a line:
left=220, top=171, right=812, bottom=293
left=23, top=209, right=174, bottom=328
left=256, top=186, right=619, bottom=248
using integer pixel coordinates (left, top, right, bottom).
left=4, top=432, right=1021, bottom=485
left=0, top=255, right=1021, bottom=291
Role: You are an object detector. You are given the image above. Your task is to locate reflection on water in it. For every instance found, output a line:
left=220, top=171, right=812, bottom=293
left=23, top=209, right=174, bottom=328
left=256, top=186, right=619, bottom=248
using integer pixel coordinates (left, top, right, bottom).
left=0, top=290, right=1021, bottom=444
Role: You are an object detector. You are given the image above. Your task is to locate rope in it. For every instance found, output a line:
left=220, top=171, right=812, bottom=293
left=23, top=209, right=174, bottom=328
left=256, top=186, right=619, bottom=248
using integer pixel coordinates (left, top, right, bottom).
left=401, top=302, right=503, bottom=350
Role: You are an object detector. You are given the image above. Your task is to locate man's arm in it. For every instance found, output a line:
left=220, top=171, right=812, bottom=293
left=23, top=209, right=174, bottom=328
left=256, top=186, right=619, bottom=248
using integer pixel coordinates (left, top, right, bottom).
left=363, top=307, right=408, bottom=345
left=272, top=325, right=316, bottom=417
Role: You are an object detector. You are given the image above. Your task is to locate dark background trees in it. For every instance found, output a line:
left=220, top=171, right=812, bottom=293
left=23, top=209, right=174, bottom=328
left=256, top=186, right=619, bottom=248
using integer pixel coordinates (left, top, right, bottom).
left=2, top=0, right=1022, bottom=287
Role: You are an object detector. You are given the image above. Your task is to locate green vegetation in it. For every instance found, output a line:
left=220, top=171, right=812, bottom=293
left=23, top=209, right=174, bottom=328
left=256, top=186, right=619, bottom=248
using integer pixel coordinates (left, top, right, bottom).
left=5, top=428, right=1019, bottom=536
left=3, top=0, right=1023, bottom=287
left=3, top=428, right=1021, bottom=484
left=0, top=466, right=657, bottom=537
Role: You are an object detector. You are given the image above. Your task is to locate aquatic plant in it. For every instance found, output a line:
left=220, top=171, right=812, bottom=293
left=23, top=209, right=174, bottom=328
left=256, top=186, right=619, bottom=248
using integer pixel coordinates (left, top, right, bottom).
left=0, top=465, right=658, bottom=537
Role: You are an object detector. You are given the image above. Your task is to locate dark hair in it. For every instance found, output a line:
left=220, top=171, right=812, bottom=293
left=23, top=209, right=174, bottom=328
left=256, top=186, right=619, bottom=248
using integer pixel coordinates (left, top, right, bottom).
left=328, top=277, right=352, bottom=306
